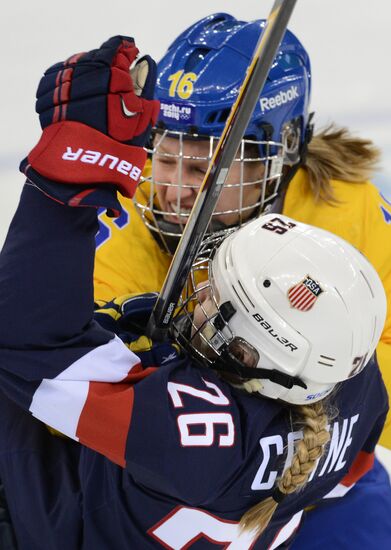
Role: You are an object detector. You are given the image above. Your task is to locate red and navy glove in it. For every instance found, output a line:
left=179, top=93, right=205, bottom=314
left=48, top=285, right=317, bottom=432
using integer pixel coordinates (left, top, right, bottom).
left=20, top=36, right=160, bottom=216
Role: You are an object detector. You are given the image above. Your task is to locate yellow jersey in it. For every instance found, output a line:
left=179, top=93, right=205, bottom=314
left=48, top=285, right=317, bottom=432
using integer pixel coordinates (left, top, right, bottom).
left=94, top=165, right=391, bottom=447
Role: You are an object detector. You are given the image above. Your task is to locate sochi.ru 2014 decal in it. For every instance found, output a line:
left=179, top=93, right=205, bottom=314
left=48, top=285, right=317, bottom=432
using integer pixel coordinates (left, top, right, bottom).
left=288, top=275, right=323, bottom=311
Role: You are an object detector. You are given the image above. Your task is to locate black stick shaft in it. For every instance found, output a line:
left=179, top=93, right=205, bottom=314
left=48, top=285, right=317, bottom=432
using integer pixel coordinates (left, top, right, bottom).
left=148, top=0, right=297, bottom=339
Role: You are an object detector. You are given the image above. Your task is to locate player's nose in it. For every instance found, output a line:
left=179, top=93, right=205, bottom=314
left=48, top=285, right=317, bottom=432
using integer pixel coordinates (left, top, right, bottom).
left=165, top=165, right=199, bottom=204
left=165, top=181, right=195, bottom=203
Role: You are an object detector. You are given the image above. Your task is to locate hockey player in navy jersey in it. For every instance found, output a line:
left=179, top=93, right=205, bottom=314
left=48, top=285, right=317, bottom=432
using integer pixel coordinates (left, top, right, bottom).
left=0, top=35, right=391, bottom=549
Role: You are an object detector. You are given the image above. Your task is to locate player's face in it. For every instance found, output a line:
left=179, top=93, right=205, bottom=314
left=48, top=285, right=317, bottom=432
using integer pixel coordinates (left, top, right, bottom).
left=152, top=135, right=264, bottom=227
left=191, top=282, right=258, bottom=370
left=191, top=283, right=220, bottom=359
left=192, top=283, right=218, bottom=339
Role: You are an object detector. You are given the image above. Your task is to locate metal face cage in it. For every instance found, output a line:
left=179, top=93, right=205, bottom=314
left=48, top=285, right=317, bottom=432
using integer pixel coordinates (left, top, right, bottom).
left=171, top=230, right=258, bottom=375
left=133, top=129, right=285, bottom=253
left=172, top=231, right=232, bottom=363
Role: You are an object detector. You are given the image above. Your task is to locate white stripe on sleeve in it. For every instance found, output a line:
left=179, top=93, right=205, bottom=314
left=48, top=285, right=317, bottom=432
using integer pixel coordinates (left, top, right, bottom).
left=29, top=335, right=140, bottom=439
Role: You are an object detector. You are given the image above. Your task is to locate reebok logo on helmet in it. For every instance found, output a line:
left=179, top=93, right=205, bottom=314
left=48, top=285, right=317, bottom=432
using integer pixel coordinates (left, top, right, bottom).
left=259, top=85, right=299, bottom=112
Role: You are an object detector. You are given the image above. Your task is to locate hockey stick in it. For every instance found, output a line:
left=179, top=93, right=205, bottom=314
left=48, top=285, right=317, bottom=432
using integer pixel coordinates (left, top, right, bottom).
left=147, top=0, right=297, bottom=339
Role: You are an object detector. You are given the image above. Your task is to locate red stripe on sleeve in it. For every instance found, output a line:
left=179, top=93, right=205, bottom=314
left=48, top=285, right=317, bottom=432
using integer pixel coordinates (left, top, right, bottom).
left=76, top=365, right=157, bottom=467
left=77, top=381, right=135, bottom=467
left=340, top=450, right=375, bottom=487
left=122, top=365, right=157, bottom=383
left=68, top=188, right=100, bottom=207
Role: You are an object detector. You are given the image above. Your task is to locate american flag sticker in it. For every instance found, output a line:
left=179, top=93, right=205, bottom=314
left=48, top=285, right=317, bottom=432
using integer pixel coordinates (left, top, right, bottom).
left=288, top=276, right=323, bottom=311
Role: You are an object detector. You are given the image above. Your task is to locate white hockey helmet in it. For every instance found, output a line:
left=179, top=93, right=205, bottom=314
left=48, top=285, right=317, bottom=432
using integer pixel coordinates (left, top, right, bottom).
left=173, top=214, right=387, bottom=404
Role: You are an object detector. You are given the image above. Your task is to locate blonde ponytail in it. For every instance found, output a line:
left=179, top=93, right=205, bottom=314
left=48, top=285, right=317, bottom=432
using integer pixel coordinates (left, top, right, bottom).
left=303, top=124, right=381, bottom=202
left=240, top=401, right=330, bottom=537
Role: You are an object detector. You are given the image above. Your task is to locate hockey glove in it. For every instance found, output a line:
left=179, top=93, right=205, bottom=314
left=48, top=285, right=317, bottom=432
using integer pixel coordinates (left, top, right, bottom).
left=20, top=36, right=160, bottom=216
left=94, top=293, right=182, bottom=369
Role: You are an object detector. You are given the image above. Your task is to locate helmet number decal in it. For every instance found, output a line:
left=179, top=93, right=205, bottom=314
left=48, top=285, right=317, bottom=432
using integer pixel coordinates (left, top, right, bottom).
left=168, top=70, right=198, bottom=100
left=262, top=217, right=296, bottom=235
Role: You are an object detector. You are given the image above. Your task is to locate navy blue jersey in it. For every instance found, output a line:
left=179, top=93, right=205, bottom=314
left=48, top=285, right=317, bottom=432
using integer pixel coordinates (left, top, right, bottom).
left=0, top=185, right=388, bottom=549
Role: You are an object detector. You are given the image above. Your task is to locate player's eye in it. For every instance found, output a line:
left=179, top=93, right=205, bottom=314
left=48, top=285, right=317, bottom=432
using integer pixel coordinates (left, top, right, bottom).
left=156, top=156, right=175, bottom=166
left=193, top=166, right=207, bottom=176
left=228, top=337, right=259, bottom=369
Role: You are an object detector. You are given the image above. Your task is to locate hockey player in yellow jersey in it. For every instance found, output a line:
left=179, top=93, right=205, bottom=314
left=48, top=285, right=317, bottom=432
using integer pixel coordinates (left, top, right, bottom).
left=94, top=15, right=391, bottom=547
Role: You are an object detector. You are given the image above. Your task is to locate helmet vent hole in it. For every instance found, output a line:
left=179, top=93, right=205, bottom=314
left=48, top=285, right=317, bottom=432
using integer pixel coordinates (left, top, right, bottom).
left=217, top=108, right=231, bottom=123
left=317, top=355, right=336, bottom=367
left=185, top=48, right=212, bottom=72
left=359, top=270, right=375, bottom=299
left=205, top=108, right=231, bottom=125
left=371, top=317, right=377, bottom=346
left=234, top=280, right=255, bottom=309
left=334, top=287, right=349, bottom=313
left=206, top=111, right=219, bottom=124
left=204, top=16, right=228, bottom=30
left=263, top=279, right=271, bottom=288
left=214, top=20, right=241, bottom=32
left=231, top=284, right=249, bottom=313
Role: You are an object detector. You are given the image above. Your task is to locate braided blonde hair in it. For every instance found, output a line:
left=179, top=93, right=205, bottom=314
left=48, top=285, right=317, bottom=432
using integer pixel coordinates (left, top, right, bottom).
left=239, top=400, right=330, bottom=537
left=303, top=124, right=381, bottom=202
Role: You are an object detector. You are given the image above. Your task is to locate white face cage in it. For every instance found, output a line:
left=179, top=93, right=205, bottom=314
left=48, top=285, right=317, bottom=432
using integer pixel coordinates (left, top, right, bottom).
left=133, top=129, right=285, bottom=252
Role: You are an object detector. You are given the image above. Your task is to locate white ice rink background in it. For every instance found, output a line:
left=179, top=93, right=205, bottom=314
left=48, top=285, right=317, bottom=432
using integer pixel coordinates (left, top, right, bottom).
left=1, top=0, right=391, bottom=469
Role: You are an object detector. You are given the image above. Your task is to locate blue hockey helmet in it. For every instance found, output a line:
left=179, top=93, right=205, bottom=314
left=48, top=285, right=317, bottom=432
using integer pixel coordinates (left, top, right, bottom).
left=155, top=12, right=312, bottom=161
left=134, top=14, right=312, bottom=252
